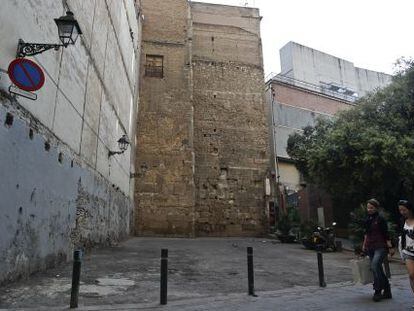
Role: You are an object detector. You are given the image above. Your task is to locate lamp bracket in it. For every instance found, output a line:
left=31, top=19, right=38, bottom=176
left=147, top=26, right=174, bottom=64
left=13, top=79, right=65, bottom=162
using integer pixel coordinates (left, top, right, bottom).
left=108, top=150, right=125, bottom=158
left=17, top=39, right=64, bottom=58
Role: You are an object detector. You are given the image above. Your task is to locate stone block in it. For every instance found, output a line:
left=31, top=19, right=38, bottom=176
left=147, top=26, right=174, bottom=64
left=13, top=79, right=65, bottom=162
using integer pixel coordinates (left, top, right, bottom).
left=53, top=93, right=82, bottom=153
left=58, top=38, right=89, bottom=114
left=67, top=0, right=96, bottom=49
left=84, top=66, right=103, bottom=134
left=90, top=0, right=110, bottom=76
left=96, top=139, right=110, bottom=179
left=80, top=123, right=98, bottom=167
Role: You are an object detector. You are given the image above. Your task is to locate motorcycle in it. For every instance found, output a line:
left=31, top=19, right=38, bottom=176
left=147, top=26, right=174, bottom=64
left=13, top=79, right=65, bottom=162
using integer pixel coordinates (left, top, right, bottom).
left=302, top=222, right=337, bottom=251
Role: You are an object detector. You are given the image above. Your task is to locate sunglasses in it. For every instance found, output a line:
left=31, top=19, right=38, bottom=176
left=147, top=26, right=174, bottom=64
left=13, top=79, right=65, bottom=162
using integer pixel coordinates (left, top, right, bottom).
left=399, top=200, right=409, bottom=206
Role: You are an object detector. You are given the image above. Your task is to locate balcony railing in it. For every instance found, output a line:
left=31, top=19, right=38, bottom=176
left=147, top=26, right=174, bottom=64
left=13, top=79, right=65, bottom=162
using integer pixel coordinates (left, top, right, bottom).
left=266, top=73, right=358, bottom=103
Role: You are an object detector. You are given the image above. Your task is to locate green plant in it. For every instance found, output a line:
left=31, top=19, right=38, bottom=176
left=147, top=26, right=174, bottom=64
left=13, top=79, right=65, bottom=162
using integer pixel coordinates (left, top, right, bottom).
left=277, top=214, right=292, bottom=235
left=287, top=61, right=414, bottom=214
left=299, top=220, right=318, bottom=239
left=277, top=206, right=300, bottom=236
left=348, top=204, right=366, bottom=253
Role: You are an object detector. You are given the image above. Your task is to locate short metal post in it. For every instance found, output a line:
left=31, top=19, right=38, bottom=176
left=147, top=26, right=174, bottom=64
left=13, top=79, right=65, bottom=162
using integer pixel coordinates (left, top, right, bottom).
left=70, top=250, right=82, bottom=308
left=160, top=249, right=168, bottom=305
left=317, top=250, right=326, bottom=287
left=384, top=256, right=391, bottom=279
left=247, top=247, right=256, bottom=296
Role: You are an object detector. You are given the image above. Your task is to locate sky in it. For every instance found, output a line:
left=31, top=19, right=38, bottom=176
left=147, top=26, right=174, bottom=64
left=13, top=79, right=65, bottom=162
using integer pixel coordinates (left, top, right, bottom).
left=194, top=0, right=414, bottom=77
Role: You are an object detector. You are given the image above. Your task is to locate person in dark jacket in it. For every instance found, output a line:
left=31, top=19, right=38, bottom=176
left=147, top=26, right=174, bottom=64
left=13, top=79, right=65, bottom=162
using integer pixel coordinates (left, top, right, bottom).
left=362, top=198, right=395, bottom=302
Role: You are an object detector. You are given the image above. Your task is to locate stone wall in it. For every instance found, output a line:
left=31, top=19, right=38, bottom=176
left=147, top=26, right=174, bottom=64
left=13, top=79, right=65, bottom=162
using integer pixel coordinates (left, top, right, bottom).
left=135, top=1, right=270, bottom=236
left=135, top=0, right=196, bottom=236
left=0, top=0, right=141, bottom=284
left=191, top=3, right=269, bottom=236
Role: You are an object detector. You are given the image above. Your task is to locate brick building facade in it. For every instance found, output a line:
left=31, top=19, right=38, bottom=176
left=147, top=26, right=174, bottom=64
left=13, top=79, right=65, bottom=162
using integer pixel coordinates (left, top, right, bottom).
left=270, top=77, right=354, bottom=225
left=267, top=42, right=391, bottom=227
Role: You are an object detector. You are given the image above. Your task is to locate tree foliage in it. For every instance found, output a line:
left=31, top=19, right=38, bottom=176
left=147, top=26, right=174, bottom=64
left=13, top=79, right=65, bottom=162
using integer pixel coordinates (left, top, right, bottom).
left=287, top=59, right=414, bottom=212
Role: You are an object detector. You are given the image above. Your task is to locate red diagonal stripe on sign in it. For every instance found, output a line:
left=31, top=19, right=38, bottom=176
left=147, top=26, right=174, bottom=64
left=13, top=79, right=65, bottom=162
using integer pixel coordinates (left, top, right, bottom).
left=19, top=63, right=36, bottom=89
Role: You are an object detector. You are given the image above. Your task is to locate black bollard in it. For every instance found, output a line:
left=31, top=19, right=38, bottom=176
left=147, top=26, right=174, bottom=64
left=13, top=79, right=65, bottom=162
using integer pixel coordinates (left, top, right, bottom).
left=247, top=247, right=256, bottom=296
left=160, top=249, right=168, bottom=305
left=70, top=249, right=82, bottom=308
left=317, top=249, right=326, bottom=287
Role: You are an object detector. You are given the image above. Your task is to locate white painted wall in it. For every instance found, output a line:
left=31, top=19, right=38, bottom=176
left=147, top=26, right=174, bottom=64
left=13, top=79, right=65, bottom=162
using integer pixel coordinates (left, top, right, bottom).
left=0, top=0, right=141, bottom=196
left=0, top=0, right=141, bottom=284
left=280, top=41, right=392, bottom=97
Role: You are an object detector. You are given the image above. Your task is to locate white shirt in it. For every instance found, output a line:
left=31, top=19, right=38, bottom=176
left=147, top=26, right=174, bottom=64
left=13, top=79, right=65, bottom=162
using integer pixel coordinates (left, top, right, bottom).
left=402, top=222, right=414, bottom=256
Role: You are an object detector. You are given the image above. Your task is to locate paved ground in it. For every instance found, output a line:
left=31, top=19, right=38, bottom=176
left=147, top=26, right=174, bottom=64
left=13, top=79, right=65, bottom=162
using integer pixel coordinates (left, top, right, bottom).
left=0, top=237, right=410, bottom=310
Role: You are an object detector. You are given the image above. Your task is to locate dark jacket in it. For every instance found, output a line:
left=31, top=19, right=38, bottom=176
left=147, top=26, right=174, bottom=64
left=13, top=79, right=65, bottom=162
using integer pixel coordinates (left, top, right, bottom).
left=364, top=212, right=389, bottom=250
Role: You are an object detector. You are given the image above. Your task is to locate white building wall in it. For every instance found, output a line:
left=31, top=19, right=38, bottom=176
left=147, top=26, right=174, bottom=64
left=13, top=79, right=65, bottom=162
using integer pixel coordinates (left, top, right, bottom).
left=0, top=0, right=141, bottom=284
left=280, top=41, right=392, bottom=97
left=355, top=67, right=392, bottom=95
left=274, top=104, right=332, bottom=159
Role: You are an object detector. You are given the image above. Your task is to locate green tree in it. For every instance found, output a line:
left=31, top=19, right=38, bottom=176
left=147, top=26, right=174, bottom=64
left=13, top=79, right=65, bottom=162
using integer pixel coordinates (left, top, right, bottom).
left=287, top=59, right=414, bottom=214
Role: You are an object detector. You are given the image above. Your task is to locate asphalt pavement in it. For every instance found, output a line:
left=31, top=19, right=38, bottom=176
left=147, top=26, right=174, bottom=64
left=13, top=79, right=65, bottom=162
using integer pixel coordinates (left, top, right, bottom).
left=0, top=237, right=411, bottom=310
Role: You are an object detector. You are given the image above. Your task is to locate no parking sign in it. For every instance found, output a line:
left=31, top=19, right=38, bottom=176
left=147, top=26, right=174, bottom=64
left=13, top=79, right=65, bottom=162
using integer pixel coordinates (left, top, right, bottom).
left=8, top=58, right=45, bottom=92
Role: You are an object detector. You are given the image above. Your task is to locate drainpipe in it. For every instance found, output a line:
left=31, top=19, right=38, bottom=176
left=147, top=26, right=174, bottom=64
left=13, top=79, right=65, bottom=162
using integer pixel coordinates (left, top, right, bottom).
left=267, top=82, right=282, bottom=225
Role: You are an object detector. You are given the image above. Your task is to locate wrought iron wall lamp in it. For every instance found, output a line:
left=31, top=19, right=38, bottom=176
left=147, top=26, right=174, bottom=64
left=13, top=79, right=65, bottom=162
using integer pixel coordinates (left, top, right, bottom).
left=17, top=11, right=82, bottom=58
left=108, top=135, right=130, bottom=158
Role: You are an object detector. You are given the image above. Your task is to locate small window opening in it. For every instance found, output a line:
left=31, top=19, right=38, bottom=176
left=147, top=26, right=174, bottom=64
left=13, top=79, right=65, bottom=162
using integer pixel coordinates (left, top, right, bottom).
left=58, top=152, right=63, bottom=164
left=5, top=113, right=13, bottom=127
left=145, top=55, right=164, bottom=78
left=44, top=141, right=51, bottom=151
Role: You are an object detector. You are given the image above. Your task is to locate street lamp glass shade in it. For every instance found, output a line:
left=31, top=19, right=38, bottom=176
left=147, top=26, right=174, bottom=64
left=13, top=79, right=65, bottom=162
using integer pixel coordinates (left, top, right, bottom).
left=55, top=11, right=82, bottom=46
left=117, top=135, right=130, bottom=152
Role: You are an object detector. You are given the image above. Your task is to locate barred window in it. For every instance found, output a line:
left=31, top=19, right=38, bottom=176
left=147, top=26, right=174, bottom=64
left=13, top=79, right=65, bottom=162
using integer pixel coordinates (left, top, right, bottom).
left=145, top=55, right=164, bottom=78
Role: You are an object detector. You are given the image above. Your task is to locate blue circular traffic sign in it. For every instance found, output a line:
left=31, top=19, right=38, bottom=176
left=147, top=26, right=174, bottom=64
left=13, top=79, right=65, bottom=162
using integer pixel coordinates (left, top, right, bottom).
left=8, top=58, right=45, bottom=92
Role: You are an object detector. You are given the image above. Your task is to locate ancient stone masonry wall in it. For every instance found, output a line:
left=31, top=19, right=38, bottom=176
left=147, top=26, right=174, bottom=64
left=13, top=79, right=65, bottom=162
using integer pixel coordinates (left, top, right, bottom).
left=135, top=0, right=195, bottom=236
left=0, top=0, right=141, bottom=284
left=135, top=1, right=270, bottom=237
left=191, top=3, right=270, bottom=236
left=192, top=61, right=269, bottom=236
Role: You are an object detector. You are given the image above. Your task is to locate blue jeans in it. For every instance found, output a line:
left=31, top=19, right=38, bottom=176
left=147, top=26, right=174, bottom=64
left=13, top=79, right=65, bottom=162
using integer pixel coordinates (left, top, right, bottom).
left=368, top=248, right=389, bottom=291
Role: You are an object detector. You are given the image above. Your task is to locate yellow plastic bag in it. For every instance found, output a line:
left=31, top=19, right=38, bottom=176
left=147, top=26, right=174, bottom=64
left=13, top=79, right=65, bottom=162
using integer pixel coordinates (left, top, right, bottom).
left=350, top=256, right=373, bottom=285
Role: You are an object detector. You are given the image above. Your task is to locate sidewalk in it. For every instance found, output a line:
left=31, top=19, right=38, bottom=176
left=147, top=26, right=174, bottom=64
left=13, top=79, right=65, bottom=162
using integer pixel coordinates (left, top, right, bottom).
left=2, top=276, right=413, bottom=311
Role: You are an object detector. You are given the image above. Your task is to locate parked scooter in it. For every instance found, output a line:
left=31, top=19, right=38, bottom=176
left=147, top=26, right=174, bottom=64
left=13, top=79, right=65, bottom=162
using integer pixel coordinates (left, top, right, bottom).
left=302, top=222, right=337, bottom=251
